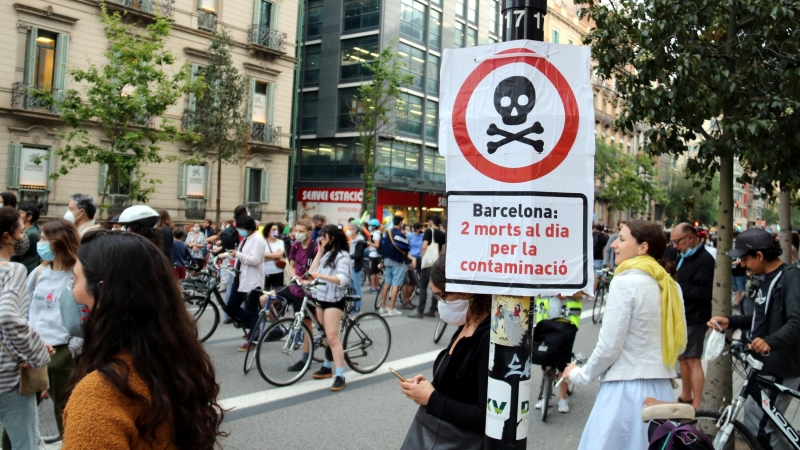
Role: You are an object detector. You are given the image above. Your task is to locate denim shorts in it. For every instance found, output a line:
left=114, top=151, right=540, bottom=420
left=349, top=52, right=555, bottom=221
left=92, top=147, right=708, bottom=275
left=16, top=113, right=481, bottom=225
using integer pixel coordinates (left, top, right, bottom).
left=593, top=259, right=604, bottom=275
left=385, top=264, right=405, bottom=287
left=732, top=275, right=747, bottom=292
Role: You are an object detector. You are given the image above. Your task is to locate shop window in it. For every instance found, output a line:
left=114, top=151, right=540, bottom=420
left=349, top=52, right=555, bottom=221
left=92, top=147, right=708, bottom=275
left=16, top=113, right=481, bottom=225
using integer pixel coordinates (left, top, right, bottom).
left=377, top=140, right=420, bottom=180
left=343, top=0, right=380, bottom=33
left=426, top=53, right=439, bottom=96
left=398, top=43, right=425, bottom=91
left=423, top=147, right=445, bottom=183
left=337, top=88, right=364, bottom=131
left=306, top=0, right=323, bottom=39
left=428, top=9, right=441, bottom=51
left=304, top=44, right=321, bottom=86
left=340, top=35, right=379, bottom=81
left=425, top=100, right=437, bottom=142
left=396, top=93, right=423, bottom=137
left=400, top=0, right=427, bottom=45
left=454, top=22, right=465, bottom=48
left=467, top=27, right=477, bottom=47
left=299, top=139, right=365, bottom=180
left=301, top=91, right=318, bottom=134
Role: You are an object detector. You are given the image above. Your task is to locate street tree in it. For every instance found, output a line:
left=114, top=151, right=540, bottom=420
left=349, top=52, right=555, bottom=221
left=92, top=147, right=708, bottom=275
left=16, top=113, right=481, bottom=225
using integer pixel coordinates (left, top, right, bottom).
left=36, top=5, right=196, bottom=213
left=186, top=29, right=251, bottom=225
left=662, top=172, right=719, bottom=228
left=578, top=0, right=800, bottom=410
left=594, top=138, right=664, bottom=222
left=352, top=44, right=413, bottom=215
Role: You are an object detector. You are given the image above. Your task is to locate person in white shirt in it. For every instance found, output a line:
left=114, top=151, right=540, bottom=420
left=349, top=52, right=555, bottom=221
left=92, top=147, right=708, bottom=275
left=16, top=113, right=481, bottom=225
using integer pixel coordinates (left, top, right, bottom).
left=262, top=222, right=286, bottom=290
left=226, top=215, right=266, bottom=352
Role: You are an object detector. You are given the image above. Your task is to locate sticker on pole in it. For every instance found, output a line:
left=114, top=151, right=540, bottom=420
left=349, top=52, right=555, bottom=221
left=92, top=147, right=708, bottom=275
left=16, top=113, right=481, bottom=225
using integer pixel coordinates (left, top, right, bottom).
left=440, top=40, right=595, bottom=297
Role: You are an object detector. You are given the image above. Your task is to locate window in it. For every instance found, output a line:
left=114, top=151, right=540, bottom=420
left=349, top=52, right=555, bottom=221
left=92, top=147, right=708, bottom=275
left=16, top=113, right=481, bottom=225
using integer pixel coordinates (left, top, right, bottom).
left=306, top=0, right=323, bottom=39
left=428, top=9, right=441, bottom=50
left=178, top=163, right=211, bottom=199
left=467, top=27, right=477, bottom=47
left=248, top=78, right=277, bottom=144
left=343, top=0, right=380, bottom=32
left=426, top=54, right=439, bottom=96
left=377, top=140, right=420, bottom=180
left=425, top=101, right=437, bottom=141
left=100, top=159, right=133, bottom=196
left=245, top=168, right=269, bottom=203
left=20, top=28, right=69, bottom=111
left=552, top=29, right=560, bottom=44
left=400, top=0, right=427, bottom=45
left=301, top=91, right=318, bottom=134
left=398, top=43, right=425, bottom=91
left=455, top=0, right=464, bottom=18
left=489, top=0, right=499, bottom=36
left=396, top=93, right=423, bottom=137
left=6, top=144, right=52, bottom=193
left=466, top=0, right=477, bottom=24
left=303, top=44, right=321, bottom=86
left=340, top=35, right=379, bottom=81
left=454, top=22, right=465, bottom=48
left=34, top=31, right=56, bottom=90
left=300, top=139, right=365, bottom=180
left=337, top=88, right=364, bottom=131
left=423, top=147, right=445, bottom=183
left=258, top=1, right=274, bottom=28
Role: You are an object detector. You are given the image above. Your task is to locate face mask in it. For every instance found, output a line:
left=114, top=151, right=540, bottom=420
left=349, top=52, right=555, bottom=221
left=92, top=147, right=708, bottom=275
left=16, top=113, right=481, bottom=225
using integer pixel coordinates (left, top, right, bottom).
left=680, top=244, right=700, bottom=259
left=11, top=234, right=29, bottom=256
left=36, top=242, right=55, bottom=261
left=438, top=298, right=470, bottom=326
left=295, top=232, right=308, bottom=242
left=193, top=226, right=200, bottom=232
left=237, top=228, right=248, bottom=237
left=345, top=230, right=353, bottom=236
left=64, top=210, right=76, bottom=223
left=271, top=230, right=279, bottom=238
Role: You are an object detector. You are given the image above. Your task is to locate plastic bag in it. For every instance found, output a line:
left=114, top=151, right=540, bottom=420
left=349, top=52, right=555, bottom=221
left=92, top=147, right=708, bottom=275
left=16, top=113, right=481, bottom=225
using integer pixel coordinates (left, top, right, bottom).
left=704, top=321, right=725, bottom=362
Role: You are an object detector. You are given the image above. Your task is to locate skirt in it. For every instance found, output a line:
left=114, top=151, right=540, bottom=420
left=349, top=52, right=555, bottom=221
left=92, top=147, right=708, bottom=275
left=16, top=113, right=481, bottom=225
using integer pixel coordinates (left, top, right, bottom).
left=577, top=378, right=675, bottom=450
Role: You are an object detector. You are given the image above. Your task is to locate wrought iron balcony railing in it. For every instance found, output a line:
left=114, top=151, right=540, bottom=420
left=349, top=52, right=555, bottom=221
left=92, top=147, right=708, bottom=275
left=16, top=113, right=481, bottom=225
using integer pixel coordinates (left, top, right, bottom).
left=197, top=10, right=217, bottom=32
left=111, top=0, right=175, bottom=17
left=247, top=24, right=287, bottom=53
left=246, top=202, right=262, bottom=221
left=251, top=122, right=281, bottom=146
left=11, top=83, right=61, bottom=111
left=185, top=198, right=207, bottom=220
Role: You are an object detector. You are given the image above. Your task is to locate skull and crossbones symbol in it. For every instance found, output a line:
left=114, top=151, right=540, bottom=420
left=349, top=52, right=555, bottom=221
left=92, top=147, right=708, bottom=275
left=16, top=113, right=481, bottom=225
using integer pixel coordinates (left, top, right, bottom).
left=486, top=76, right=544, bottom=154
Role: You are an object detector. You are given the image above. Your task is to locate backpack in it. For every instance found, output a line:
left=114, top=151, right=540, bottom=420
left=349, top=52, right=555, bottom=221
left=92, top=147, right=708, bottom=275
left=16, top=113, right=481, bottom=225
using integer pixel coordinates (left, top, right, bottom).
left=648, top=420, right=713, bottom=450
left=219, top=225, right=238, bottom=251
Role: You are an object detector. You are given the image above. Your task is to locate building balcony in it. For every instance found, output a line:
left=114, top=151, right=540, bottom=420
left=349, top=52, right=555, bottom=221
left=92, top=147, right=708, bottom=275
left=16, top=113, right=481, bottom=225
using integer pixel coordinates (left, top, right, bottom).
left=247, top=24, right=287, bottom=55
left=245, top=202, right=262, bottom=220
left=185, top=198, right=207, bottom=220
left=594, top=108, right=615, bottom=126
left=251, top=122, right=281, bottom=147
left=197, top=10, right=217, bottom=32
left=11, top=83, right=61, bottom=113
left=105, top=0, right=175, bottom=19
left=107, top=194, right=132, bottom=215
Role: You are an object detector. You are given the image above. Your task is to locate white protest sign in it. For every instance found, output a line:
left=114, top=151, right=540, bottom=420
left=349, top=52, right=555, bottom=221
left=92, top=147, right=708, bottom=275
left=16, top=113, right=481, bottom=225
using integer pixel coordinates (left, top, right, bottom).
left=440, top=41, right=594, bottom=297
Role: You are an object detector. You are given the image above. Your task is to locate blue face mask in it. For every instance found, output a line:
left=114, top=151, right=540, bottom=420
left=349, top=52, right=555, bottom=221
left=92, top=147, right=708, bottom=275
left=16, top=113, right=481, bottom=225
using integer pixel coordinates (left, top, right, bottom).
left=237, top=228, right=248, bottom=237
left=36, top=242, right=55, bottom=261
left=680, top=244, right=701, bottom=259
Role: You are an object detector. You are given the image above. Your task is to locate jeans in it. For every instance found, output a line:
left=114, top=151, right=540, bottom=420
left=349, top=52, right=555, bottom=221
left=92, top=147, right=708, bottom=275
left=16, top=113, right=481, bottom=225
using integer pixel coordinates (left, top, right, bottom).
left=416, top=267, right=436, bottom=314
left=351, top=267, right=363, bottom=310
left=0, top=384, right=40, bottom=449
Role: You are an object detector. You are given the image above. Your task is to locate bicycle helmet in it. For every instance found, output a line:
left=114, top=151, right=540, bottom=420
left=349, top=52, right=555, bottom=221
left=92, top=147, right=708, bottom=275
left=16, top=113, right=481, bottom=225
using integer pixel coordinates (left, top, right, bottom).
left=117, top=205, right=159, bottom=229
left=368, top=219, right=380, bottom=227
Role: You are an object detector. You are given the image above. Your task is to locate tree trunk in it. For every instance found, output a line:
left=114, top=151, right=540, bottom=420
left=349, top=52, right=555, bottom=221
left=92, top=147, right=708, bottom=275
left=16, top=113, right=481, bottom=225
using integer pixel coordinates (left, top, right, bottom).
left=215, top=152, right=222, bottom=227
left=779, top=188, right=792, bottom=265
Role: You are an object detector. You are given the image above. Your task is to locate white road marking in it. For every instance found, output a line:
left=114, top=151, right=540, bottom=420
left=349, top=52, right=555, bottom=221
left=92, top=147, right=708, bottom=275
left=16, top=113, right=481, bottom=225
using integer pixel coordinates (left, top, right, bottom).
left=219, top=349, right=442, bottom=411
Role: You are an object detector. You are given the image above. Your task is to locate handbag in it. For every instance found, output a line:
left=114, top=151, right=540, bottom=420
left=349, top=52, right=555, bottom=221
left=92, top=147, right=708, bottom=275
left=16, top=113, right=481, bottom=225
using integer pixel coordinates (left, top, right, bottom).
left=267, top=241, right=287, bottom=269
left=0, top=338, right=49, bottom=396
left=421, top=236, right=440, bottom=269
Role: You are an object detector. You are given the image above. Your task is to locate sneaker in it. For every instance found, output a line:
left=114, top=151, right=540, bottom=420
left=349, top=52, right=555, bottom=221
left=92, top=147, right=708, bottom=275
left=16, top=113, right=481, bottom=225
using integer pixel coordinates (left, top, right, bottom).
left=378, top=308, right=389, bottom=315
left=408, top=311, right=424, bottom=318
left=331, top=375, right=346, bottom=391
left=242, top=333, right=250, bottom=340
left=534, top=398, right=551, bottom=410
left=401, top=302, right=415, bottom=310
left=312, top=366, right=333, bottom=379
left=388, top=309, right=403, bottom=316
left=423, top=311, right=437, bottom=318
left=265, top=327, right=287, bottom=342
left=558, top=399, right=570, bottom=413
left=237, top=343, right=255, bottom=352
left=287, top=360, right=306, bottom=372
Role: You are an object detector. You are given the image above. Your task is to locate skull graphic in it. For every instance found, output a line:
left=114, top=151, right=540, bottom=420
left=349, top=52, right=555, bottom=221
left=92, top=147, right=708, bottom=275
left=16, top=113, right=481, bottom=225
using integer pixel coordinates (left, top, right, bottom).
left=493, top=76, right=536, bottom=126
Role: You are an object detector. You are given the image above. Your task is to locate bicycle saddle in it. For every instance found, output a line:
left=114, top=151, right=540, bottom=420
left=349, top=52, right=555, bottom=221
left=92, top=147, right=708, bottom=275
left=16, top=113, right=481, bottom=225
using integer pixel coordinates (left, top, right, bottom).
left=641, top=398, right=695, bottom=422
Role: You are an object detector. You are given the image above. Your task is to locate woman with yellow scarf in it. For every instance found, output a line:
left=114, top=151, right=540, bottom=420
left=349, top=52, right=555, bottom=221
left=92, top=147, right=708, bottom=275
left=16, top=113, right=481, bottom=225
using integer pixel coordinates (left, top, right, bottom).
left=563, top=220, right=687, bottom=449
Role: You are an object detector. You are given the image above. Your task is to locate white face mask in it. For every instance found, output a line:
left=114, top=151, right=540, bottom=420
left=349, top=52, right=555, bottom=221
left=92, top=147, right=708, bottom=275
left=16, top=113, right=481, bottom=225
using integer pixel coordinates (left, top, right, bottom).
left=295, top=232, right=308, bottom=242
left=193, top=226, right=200, bottom=232
left=64, top=210, right=77, bottom=223
left=438, top=298, right=470, bottom=326
left=345, top=229, right=353, bottom=236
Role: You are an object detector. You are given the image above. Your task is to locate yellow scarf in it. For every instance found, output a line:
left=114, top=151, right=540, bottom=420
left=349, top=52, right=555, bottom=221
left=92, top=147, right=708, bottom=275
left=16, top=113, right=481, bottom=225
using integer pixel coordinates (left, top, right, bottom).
left=614, top=255, right=686, bottom=367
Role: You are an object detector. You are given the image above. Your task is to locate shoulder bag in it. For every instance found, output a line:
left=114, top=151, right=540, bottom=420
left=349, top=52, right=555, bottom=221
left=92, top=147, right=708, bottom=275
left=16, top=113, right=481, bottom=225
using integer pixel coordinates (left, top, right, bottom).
left=421, top=231, right=440, bottom=269
left=267, top=240, right=287, bottom=269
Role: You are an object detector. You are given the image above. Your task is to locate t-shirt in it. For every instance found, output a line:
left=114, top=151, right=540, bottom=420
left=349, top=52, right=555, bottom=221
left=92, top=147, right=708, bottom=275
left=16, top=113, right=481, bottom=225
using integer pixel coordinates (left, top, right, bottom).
left=752, top=263, right=787, bottom=339
left=27, top=266, right=74, bottom=347
left=288, top=240, right=317, bottom=298
left=423, top=228, right=447, bottom=249
left=408, top=232, right=424, bottom=259
left=369, top=230, right=382, bottom=258
left=732, top=260, right=747, bottom=277
left=592, top=231, right=608, bottom=260
left=264, top=239, right=286, bottom=275
left=171, top=240, right=191, bottom=267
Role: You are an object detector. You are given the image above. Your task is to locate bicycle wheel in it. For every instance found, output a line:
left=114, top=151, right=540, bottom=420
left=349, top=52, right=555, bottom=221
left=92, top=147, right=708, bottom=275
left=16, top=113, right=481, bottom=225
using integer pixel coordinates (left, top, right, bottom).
left=374, top=284, right=383, bottom=310
left=187, top=296, right=218, bottom=342
left=343, top=312, right=391, bottom=374
left=433, top=319, right=447, bottom=343
left=38, top=392, right=61, bottom=444
left=592, top=285, right=606, bottom=324
left=540, top=371, right=551, bottom=421
left=243, top=312, right=269, bottom=374
left=256, top=318, right=314, bottom=387
left=692, top=411, right=762, bottom=450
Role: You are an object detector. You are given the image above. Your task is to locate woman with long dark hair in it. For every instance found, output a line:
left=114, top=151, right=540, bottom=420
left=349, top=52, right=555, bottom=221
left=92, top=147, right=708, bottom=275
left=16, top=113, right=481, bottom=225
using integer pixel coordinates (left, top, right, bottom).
left=400, top=255, right=490, bottom=449
left=307, top=224, right=352, bottom=391
left=61, top=231, right=225, bottom=449
left=157, top=209, right=174, bottom=259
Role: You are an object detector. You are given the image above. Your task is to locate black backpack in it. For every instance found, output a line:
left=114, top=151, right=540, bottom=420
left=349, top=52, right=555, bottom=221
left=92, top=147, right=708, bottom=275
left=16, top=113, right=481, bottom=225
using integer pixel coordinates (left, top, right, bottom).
left=219, top=226, right=239, bottom=251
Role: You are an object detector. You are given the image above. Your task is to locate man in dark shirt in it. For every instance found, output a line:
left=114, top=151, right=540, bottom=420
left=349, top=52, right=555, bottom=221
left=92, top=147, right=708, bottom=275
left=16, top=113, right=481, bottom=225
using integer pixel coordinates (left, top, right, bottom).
left=592, top=224, right=608, bottom=293
left=671, top=222, right=715, bottom=409
left=410, top=214, right=447, bottom=318
left=710, top=228, right=800, bottom=449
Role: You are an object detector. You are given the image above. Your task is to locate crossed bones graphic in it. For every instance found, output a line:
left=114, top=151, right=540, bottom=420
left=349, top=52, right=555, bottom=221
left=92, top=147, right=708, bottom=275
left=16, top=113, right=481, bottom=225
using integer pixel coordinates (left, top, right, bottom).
left=486, top=122, right=545, bottom=154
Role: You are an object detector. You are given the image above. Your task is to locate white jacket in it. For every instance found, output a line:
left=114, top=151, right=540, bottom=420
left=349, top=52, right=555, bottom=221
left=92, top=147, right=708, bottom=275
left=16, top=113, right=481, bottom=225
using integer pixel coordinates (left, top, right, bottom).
left=571, top=269, right=685, bottom=385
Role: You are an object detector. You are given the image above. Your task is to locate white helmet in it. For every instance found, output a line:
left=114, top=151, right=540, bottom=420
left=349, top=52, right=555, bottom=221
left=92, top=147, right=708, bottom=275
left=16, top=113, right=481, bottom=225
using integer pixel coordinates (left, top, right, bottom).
left=117, top=205, right=159, bottom=228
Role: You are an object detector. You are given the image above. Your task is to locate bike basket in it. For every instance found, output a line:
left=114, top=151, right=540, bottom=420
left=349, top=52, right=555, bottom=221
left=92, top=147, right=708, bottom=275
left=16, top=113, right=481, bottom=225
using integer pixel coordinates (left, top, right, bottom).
left=530, top=319, right=577, bottom=367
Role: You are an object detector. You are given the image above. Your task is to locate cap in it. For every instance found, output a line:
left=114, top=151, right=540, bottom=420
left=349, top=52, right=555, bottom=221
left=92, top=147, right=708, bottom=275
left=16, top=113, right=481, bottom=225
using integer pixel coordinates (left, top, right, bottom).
left=727, top=228, right=776, bottom=259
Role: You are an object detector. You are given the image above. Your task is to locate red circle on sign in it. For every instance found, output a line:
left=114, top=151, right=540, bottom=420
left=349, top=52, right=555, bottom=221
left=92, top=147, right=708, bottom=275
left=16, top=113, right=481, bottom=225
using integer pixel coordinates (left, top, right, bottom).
left=452, top=48, right=580, bottom=183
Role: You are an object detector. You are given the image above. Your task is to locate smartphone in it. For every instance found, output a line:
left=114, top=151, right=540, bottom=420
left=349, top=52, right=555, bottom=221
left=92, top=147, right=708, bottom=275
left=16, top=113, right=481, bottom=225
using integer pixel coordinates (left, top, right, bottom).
left=389, top=367, right=407, bottom=382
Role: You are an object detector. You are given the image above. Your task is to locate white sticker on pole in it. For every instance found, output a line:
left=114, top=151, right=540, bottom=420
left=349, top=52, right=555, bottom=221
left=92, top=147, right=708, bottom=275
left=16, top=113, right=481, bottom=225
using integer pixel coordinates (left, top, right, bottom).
left=440, top=40, right=595, bottom=297
left=517, top=379, right=531, bottom=440
left=485, top=378, right=512, bottom=439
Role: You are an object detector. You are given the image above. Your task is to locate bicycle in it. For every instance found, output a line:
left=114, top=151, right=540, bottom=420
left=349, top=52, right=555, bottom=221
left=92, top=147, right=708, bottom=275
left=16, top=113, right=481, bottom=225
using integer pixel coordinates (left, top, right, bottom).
left=592, top=268, right=612, bottom=324
left=242, top=289, right=289, bottom=374
left=183, top=255, right=247, bottom=342
left=373, top=262, right=419, bottom=311
left=433, top=318, right=447, bottom=343
left=255, top=278, right=392, bottom=387
left=536, top=353, right=586, bottom=422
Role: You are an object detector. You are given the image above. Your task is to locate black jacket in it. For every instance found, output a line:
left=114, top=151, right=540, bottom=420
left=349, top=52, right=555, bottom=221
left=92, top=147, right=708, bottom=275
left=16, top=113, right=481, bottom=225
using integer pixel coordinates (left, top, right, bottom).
left=674, top=247, right=715, bottom=325
left=730, top=265, right=800, bottom=377
left=426, top=316, right=490, bottom=431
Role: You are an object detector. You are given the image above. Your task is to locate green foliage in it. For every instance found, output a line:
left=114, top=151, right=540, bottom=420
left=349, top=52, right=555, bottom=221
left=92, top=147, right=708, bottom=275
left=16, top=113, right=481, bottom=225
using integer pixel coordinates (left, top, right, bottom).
left=187, top=29, right=251, bottom=223
left=353, top=43, right=414, bottom=214
left=594, top=138, right=664, bottom=215
left=761, top=207, right=779, bottom=226
left=35, top=5, right=196, bottom=209
left=663, top=171, right=720, bottom=228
